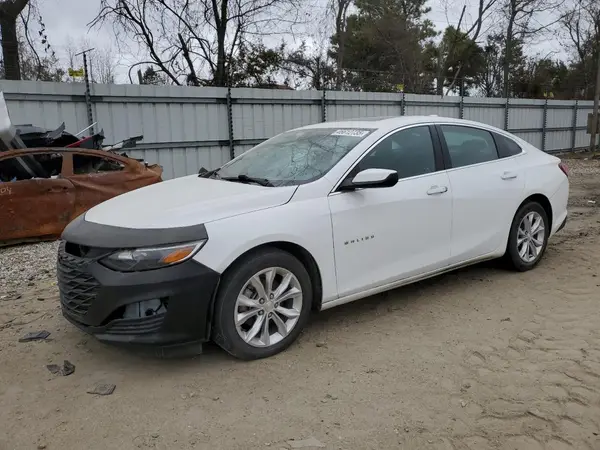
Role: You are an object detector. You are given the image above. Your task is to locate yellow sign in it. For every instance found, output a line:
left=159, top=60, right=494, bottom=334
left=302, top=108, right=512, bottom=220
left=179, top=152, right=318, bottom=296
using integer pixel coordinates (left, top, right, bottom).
left=396, top=84, right=405, bottom=92
left=68, top=68, right=85, bottom=77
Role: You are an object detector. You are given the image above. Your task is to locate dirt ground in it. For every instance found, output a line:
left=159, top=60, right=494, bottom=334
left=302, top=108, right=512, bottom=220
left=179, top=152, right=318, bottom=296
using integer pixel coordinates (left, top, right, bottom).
left=1, top=157, right=600, bottom=450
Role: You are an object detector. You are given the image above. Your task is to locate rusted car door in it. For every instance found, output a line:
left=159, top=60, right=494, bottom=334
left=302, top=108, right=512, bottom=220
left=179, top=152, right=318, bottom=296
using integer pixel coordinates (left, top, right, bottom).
left=64, top=150, right=159, bottom=218
left=0, top=151, right=76, bottom=244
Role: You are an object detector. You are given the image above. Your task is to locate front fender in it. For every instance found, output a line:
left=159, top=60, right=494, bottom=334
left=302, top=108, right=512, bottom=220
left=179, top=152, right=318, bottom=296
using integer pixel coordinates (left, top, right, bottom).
left=193, top=198, right=339, bottom=303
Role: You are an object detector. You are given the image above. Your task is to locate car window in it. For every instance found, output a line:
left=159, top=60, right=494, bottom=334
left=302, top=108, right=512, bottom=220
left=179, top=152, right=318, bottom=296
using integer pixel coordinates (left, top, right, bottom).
left=217, top=128, right=373, bottom=187
left=0, top=153, right=63, bottom=181
left=440, top=125, right=498, bottom=168
left=494, top=133, right=522, bottom=158
left=72, top=154, right=125, bottom=175
left=357, top=126, right=436, bottom=179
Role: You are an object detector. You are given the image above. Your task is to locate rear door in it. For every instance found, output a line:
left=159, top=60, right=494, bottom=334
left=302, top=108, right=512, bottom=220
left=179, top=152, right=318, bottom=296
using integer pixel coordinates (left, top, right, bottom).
left=64, top=152, right=143, bottom=218
left=436, top=125, right=525, bottom=263
left=0, top=152, right=75, bottom=243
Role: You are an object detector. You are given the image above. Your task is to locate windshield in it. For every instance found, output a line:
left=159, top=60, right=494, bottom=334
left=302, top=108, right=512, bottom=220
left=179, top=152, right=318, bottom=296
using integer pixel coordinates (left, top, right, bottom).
left=216, top=128, right=374, bottom=187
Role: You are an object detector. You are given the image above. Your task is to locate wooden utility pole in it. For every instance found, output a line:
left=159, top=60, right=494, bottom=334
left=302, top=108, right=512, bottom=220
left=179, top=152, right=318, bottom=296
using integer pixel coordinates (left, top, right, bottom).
left=590, top=46, right=600, bottom=152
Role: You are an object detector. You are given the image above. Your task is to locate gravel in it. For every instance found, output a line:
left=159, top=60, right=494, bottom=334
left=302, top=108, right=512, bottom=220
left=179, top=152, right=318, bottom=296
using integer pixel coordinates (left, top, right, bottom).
left=563, top=157, right=600, bottom=175
left=0, top=241, right=59, bottom=296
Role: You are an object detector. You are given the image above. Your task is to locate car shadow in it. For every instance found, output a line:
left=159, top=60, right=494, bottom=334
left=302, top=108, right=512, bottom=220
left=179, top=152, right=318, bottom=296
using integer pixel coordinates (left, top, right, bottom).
left=310, top=259, right=509, bottom=324
left=77, top=253, right=555, bottom=370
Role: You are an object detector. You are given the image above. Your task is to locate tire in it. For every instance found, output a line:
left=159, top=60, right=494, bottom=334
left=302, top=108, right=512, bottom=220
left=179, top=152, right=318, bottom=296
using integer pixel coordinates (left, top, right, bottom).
left=212, top=248, right=312, bottom=360
left=505, top=201, right=549, bottom=272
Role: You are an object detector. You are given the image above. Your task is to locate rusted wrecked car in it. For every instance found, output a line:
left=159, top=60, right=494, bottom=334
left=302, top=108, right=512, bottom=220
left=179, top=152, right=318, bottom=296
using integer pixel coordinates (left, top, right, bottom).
left=0, top=148, right=162, bottom=246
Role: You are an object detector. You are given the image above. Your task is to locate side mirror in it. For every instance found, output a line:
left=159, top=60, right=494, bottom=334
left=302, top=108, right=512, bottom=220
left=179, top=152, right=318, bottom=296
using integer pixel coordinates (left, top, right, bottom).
left=339, top=168, right=398, bottom=191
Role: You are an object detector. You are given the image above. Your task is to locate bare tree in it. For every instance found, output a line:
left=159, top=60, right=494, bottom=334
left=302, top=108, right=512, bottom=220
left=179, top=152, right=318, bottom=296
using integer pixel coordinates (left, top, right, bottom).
left=561, top=0, right=600, bottom=95
left=0, top=0, right=30, bottom=79
left=18, top=4, right=63, bottom=81
left=329, top=0, right=352, bottom=89
left=433, top=0, right=499, bottom=95
left=90, top=45, right=118, bottom=84
left=561, top=0, right=599, bottom=149
left=445, top=0, right=498, bottom=93
left=499, top=0, right=564, bottom=97
left=63, top=38, right=118, bottom=84
left=64, top=37, right=78, bottom=77
left=90, top=0, right=304, bottom=86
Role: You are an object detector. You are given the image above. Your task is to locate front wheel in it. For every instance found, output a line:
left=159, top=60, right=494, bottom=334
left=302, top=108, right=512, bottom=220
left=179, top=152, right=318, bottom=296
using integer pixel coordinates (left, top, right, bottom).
left=212, top=248, right=312, bottom=360
left=505, top=202, right=549, bottom=271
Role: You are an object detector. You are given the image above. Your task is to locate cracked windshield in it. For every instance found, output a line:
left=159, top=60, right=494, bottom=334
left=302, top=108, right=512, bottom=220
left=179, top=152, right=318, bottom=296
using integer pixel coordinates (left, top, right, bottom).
left=215, top=128, right=372, bottom=186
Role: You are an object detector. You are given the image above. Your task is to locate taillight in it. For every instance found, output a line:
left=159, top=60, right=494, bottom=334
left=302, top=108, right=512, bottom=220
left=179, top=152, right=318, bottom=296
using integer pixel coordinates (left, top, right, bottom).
left=558, top=162, right=569, bottom=177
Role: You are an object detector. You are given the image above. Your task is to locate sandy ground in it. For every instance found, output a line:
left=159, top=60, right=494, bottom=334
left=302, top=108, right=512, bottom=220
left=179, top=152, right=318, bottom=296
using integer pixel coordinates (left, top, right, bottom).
left=1, top=157, right=600, bottom=450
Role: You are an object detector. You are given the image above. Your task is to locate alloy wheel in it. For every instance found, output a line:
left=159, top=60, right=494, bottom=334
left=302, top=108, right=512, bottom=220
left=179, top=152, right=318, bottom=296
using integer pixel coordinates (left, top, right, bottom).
left=234, top=267, right=303, bottom=347
left=517, top=211, right=546, bottom=263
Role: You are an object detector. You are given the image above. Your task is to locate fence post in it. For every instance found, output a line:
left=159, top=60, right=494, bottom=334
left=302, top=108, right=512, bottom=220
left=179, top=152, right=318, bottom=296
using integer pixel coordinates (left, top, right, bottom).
left=542, top=93, right=549, bottom=152
left=321, top=90, right=327, bottom=122
left=226, top=87, right=234, bottom=160
left=504, top=90, right=510, bottom=131
left=401, top=92, right=406, bottom=116
left=459, top=79, right=465, bottom=120
left=82, top=51, right=94, bottom=132
left=571, top=99, right=578, bottom=152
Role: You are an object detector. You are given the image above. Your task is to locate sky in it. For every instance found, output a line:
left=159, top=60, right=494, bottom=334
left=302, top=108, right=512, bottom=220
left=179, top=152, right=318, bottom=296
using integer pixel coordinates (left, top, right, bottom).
left=35, top=0, right=568, bottom=84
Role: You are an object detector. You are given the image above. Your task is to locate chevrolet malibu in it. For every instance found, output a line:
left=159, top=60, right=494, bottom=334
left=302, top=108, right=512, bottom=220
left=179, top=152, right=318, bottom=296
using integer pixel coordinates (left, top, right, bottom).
left=57, top=116, right=569, bottom=360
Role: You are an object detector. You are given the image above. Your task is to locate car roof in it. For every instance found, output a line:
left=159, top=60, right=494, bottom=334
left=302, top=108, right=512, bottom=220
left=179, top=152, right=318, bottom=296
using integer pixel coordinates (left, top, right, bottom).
left=301, top=116, right=504, bottom=134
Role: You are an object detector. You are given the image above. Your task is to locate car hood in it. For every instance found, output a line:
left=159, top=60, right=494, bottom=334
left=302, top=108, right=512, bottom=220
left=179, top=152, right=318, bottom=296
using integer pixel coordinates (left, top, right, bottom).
left=84, top=175, right=297, bottom=229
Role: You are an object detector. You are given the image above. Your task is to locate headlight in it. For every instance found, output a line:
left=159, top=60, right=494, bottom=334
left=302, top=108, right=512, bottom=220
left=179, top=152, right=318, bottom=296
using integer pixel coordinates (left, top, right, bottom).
left=100, top=240, right=206, bottom=272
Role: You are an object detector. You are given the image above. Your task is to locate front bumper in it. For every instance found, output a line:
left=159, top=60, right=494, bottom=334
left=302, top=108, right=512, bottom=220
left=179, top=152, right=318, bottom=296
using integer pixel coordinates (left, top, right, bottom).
left=556, top=215, right=567, bottom=233
left=57, top=242, right=219, bottom=353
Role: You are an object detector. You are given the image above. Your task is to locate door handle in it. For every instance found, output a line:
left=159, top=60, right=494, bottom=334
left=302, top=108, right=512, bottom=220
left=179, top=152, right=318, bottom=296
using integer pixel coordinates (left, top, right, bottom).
left=501, top=171, right=518, bottom=180
left=427, top=185, right=448, bottom=195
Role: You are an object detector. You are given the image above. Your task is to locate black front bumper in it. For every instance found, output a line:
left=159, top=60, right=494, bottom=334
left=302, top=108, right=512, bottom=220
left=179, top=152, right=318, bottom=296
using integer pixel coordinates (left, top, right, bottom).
left=57, top=242, right=219, bottom=353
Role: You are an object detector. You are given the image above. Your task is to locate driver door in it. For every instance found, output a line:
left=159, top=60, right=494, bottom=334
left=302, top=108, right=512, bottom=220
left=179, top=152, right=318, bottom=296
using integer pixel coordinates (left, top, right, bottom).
left=328, top=125, right=453, bottom=298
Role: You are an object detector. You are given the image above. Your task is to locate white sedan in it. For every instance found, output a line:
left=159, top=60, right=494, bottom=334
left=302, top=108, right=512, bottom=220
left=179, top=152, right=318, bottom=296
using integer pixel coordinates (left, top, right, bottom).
left=58, top=116, right=569, bottom=360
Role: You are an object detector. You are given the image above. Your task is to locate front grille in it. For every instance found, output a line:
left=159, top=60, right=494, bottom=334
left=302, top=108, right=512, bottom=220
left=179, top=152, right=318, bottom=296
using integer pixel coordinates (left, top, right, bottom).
left=57, top=243, right=100, bottom=319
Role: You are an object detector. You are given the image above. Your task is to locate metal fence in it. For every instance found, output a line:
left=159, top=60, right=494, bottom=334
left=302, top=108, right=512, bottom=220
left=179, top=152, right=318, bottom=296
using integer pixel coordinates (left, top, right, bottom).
left=1, top=80, right=595, bottom=179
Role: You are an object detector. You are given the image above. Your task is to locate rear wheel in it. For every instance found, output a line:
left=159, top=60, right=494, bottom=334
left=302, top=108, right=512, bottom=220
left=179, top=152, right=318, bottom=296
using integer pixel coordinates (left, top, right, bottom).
left=212, top=248, right=312, bottom=360
left=506, top=202, right=549, bottom=271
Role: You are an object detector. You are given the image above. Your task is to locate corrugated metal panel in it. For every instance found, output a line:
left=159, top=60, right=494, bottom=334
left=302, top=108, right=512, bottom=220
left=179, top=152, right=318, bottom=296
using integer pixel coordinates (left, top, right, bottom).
left=234, top=144, right=258, bottom=158
left=463, top=108, right=505, bottom=128
left=326, top=91, right=403, bottom=121
left=128, top=145, right=228, bottom=179
left=404, top=94, right=460, bottom=118
left=327, top=102, right=401, bottom=121
left=575, top=130, right=591, bottom=148
left=577, top=106, right=595, bottom=127
left=1, top=81, right=597, bottom=180
left=546, top=103, right=575, bottom=129
left=3, top=80, right=90, bottom=132
left=232, top=88, right=321, bottom=139
left=91, top=84, right=229, bottom=144
left=508, top=99, right=545, bottom=131
left=513, top=131, right=542, bottom=149
left=545, top=130, right=572, bottom=152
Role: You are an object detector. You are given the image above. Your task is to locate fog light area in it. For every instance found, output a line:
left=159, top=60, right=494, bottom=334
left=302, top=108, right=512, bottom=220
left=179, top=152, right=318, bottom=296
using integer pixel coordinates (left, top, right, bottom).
left=123, top=298, right=168, bottom=319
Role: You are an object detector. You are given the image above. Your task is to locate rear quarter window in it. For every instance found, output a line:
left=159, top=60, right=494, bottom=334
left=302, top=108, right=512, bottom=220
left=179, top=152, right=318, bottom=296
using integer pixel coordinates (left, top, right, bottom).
left=494, top=134, right=523, bottom=158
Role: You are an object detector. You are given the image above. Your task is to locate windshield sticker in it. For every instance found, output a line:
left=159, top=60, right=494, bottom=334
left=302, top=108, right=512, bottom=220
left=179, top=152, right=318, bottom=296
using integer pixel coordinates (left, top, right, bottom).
left=331, top=129, right=370, bottom=138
